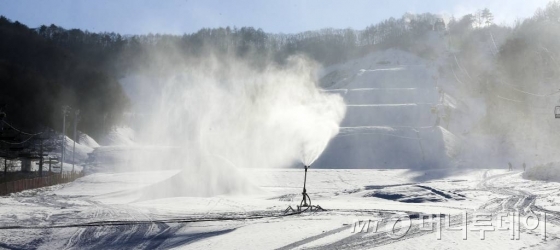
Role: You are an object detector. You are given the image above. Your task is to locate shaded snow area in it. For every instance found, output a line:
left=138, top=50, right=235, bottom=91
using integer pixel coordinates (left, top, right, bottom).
left=63, top=136, right=94, bottom=165
left=99, top=127, right=137, bottom=146
left=523, top=162, right=560, bottom=182
left=78, top=132, right=100, bottom=149
left=2, top=168, right=560, bottom=249
left=314, top=49, right=460, bottom=169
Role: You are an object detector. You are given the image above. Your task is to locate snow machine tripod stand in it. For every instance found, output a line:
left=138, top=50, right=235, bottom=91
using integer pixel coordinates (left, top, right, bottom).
left=284, top=165, right=325, bottom=213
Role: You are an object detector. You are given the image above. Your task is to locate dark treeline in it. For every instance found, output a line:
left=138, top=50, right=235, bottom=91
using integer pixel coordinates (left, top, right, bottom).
left=0, top=11, right=445, bottom=139
left=1, top=1, right=559, bottom=140
left=33, top=12, right=445, bottom=70
left=0, top=17, right=129, bottom=139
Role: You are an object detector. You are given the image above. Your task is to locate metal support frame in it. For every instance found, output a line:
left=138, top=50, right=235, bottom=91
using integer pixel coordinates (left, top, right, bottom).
left=72, top=110, right=79, bottom=173
left=61, top=106, right=70, bottom=174
left=284, top=165, right=325, bottom=213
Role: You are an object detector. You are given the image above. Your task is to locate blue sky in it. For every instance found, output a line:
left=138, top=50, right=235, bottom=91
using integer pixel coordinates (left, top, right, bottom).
left=0, top=0, right=553, bottom=35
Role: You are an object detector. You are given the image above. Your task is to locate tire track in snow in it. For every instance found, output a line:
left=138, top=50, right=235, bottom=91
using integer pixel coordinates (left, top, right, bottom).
left=279, top=170, right=546, bottom=249
left=60, top=200, right=179, bottom=249
left=276, top=224, right=352, bottom=250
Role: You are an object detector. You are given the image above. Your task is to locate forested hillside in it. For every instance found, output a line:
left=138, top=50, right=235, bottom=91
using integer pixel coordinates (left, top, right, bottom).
left=1, top=1, right=559, bottom=140
left=0, top=11, right=444, bottom=138
left=0, top=17, right=129, bottom=138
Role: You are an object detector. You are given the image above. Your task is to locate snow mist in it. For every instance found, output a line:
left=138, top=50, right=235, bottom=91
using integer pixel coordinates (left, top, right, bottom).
left=127, top=54, right=345, bottom=198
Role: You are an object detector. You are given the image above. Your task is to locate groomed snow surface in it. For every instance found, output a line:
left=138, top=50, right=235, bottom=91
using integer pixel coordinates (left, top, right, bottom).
left=1, top=167, right=560, bottom=249
left=314, top=49, right=460, bottom=169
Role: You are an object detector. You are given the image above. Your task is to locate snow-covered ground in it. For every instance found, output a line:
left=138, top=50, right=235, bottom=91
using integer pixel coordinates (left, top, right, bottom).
left=314, top=49, right=460, bottom=169
left=2, top=48, right=558, bottom=249
left=5, top=46, right=557, bottom=249
left=1, top=166, right=560, bottom=249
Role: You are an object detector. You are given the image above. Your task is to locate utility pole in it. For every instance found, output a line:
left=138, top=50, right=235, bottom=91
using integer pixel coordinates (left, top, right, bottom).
left=61, top=106, right=70, bottom=174
left=1, top=109, right=5, bottom=174
left=38, top=140, right=44, bottom=177
left=72, top=109, right=79, bottom=173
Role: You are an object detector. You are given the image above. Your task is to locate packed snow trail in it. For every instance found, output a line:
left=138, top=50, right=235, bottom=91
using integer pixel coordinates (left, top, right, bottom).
left=275, top=170, right=556, bottom=249
left=314, top=50, right=460, bottom=169
left=1, top=168, right=560, bottom=249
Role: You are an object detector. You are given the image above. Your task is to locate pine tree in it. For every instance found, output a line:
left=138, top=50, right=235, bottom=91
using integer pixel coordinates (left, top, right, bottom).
left=481, top=8, right=494, bottom=27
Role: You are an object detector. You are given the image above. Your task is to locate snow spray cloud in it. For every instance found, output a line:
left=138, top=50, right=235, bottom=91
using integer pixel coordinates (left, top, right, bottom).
left=126, top=52, right=346, bottom=197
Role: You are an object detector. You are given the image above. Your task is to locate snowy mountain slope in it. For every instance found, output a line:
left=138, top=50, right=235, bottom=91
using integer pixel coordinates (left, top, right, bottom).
left=99, top=126, right=136, bottom=146
left=340, top=104, right=435, bottom=127
left=315, top=49, right=460, bottom=169
left=78, top=132, right=100, bottom=148
left=315, top=126, right=459, bottom=169
left=336, top=88, right=437, bottom=105
left=62, top=135, right=95, bottom=164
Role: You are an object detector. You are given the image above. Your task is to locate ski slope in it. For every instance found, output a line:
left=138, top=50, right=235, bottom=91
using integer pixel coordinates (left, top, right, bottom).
left=4, top=48, right=558, bottom=249
left=1, top=167, right=560, bottom=249
left=315, top=49, right=459, bottom=169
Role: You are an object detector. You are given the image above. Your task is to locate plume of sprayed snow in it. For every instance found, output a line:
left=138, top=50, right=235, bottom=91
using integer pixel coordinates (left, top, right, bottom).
left=123, top=53, right=345, bottom=197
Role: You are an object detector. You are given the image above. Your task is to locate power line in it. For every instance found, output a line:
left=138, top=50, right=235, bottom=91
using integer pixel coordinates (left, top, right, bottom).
left=0, top=120, right=43, bottom=145
left=0, top=134, right=38, bottom=145
left=1, top=120, right=42, bottom=136
left=499, top=80, right=560, bottom=98
left=496, top=95, right=522, bottom=103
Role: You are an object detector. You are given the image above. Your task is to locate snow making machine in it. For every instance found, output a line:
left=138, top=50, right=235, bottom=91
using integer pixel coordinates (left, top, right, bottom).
left=284, top=164, right=325, bottom=213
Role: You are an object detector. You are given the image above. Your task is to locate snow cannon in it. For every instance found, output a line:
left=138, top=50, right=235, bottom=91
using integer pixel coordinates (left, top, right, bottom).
left=284, top=164, right=325, bottom=213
